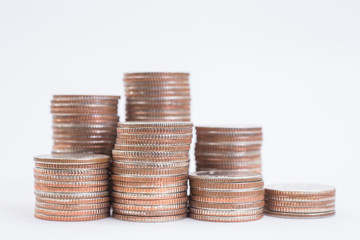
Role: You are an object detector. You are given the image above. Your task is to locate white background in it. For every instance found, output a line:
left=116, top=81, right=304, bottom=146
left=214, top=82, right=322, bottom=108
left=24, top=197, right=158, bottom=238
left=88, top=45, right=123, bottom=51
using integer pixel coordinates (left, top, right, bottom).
left=0, top=0, right=359, bottom=239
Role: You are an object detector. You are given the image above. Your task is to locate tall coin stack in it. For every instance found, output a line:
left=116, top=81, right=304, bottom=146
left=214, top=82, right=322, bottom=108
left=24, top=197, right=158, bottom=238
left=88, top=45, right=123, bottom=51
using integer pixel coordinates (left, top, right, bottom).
left=111, top=122, right=193, bottom=222
left=34, top=154, right=111, bottom=221
left=51, top=95, right=120, bottom=155
left=124, top=72, right=191, bottom=122
left=195, top=125, right=263, bottom=172
left=265, top=184, right=336, bottom=218
left=189, top=171, right=265, bottom=222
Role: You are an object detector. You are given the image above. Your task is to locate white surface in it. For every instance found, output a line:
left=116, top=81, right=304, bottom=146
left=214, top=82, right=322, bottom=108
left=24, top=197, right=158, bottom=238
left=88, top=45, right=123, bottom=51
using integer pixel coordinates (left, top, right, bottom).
left=0, top=0, right=359, bottom=239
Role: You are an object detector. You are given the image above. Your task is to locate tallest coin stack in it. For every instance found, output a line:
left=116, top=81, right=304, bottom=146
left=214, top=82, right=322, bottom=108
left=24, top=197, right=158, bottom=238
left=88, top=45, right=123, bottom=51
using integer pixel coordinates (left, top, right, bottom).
left=124, top=72, right=191, bottom=122
left=111, top=122, right=193, bottom=222
left=51, top=95, right=120, bottom=155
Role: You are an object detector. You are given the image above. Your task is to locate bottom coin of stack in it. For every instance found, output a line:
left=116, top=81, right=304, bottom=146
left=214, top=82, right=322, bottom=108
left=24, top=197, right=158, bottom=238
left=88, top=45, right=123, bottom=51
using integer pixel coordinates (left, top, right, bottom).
left=111, top=122, right=193, bottom=222
left=265, top=183, right=336, bottom=218
left=189, top=171, right=265, bottom=222
left=34, top=154, right=111, bottom=221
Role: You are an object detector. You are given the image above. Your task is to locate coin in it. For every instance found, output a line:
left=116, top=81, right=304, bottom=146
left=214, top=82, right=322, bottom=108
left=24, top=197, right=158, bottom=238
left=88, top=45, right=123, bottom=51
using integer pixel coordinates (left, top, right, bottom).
left=265, top=184, right=336, bottom=197
left=113, top=208, right=187, bottom=217
left=113, top=212, right=187, bottom=222
left=35, top=196, right=110, bottom=205
left=189, top=170, right=263, bottom=183
left=190, top=207, right=264, bottom=217
left=265, top=210, right=335, bottom=219
left=34, top=154, right=110, bottom=164
left=112, top=185, right=187, bottom=194
left=112, top=197, right=188, bottom=205
left=189, top=213, right=263, bottom=222
left=112, top=191, right=187, bottom=200
left=112, top=202, right=187, bottom=211
left=190, top=200, right=264, bottom=209
left=35, top=202, right=110, bottom=210
left=35, top=212, right=110, bottom=221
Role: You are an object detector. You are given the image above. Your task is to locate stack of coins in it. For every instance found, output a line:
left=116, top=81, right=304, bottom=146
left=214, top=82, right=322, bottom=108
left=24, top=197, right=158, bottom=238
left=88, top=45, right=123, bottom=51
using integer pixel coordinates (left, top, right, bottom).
left=189, top=171, right=264, bottom=222
left=124, top=72, right=191, bottom=122
left=265, top=183, right=336, bottom=218
left=34, top=154, right=111, bottom=221
left=51, top=95, right=120, bottom=155
left=111, top=122, right=193, bottom=222
left=195, top=125, right=263, bottom=172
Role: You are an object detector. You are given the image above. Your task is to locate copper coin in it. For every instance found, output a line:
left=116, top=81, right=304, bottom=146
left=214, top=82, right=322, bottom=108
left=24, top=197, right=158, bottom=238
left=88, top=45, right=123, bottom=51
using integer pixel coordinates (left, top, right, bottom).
left=114, top=144, right=190, bottom=152
left=112, top=185, right=187, bottom=194
left=112, top=155, right=189, bottom=162
left=191, top=188, right=264, bottom=197
left=53, top=95, right=120, bottom=100
left=195, top=155, right=261, bottom=162
left=35, top=202, right=110, bottom=210
left=111, top=180, right=187, bottom=188
left=36, top=196, right=110, bottom=205
left=34, top=180, right=109, bottom=187
left=34, top=167, right=109, bottom=176
left=112, top=196, right=188, bottom=205
left=190, top=180, right=264, bottom=190
left=265, top=199, right=335, bottom=207
left=115, top=138, right=192, bottom=145
left=34, top=185, right=109, bottom=193
left=190, top=195, right=264, bottom=203
left=112, top=150, right=189, bottom=158
left=111, top=167, right=188, bottom=176
left=112, top=191, right=187, bottom=200
left=112, top=212, right=186, bottom=222
left=190, top=200, right=264, bottom=209
left=35, top=207, right=110, bottom=216
left=111, top=161, right=189, bottom=169
left=196, top=167, right=262, bottom=173
left=117, top=127, right=192, bottom=134
left=111, top=174, right=187, bottom=182
left=112, top=202, right=187, bottom=211
left=35, top=212, right=109, bottom=221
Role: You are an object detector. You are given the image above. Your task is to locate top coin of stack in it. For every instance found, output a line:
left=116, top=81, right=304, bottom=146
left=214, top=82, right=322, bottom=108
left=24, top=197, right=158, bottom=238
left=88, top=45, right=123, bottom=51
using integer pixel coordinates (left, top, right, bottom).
left=195, top=125, right=263, bottom=172
left=124, top=72, right=191, bottom=122
left=34, top=154, right=111, bottom=221
left=111, top=122, right=193, bottom=222
left=189, top=170, right=265, bottom=222
left=51, top=95, right=120, bottom=155
left=265, top=183, right=336, bottom=218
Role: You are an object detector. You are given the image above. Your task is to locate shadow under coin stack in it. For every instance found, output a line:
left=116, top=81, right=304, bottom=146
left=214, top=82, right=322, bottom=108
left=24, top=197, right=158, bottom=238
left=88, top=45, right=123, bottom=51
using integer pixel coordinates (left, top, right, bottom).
left=189, top=171, right=265, bottom=222
left=51, top=95, right=120, bottom=155
left=195, top=125, right=263, bottom=172
left=34, top=154, right=111, bottom=221
left=111, top=122, right=193, bottom=222
left=265, top=183, right=336, bottom=218
left=124, top=72, right=191, bottom=122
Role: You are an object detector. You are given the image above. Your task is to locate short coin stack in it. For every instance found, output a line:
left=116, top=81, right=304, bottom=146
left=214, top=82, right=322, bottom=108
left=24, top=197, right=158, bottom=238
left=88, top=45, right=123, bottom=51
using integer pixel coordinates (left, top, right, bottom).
left=189, top=171, right=265, bottom=222
left=34, top=154, right=111, bottom=221
left=265, top=183, right=336, bottom=218
left=51, top=95, right=120, bottom=155
left=124, top=72, right=191, bottom=122
left=195, top=125, right=263, bottom=172
left=111, top=122, right=193, bottom=222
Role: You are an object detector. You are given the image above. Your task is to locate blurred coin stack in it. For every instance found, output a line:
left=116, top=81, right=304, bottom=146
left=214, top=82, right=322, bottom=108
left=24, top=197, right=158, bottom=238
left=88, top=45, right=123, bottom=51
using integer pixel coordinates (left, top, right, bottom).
left=124, top=72, right=191, bottom=122
left=189, top=171, right=264, bottom=222
left=195, top=125, right=263, bottom=172
left=51, top=95, right=120, bottom=155
left=111, top=122, right=193, bottom=222
left=265, top=183, right=336, bottom=218
left=34, top=154, right=111, bottom=221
